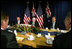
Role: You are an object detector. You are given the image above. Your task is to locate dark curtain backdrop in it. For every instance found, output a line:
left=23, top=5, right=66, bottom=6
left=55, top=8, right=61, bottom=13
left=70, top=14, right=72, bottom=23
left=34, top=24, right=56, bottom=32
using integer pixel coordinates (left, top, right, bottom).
left=55, top=1, right=71, bottom=29
left=1, top=0, right=71, bottom=30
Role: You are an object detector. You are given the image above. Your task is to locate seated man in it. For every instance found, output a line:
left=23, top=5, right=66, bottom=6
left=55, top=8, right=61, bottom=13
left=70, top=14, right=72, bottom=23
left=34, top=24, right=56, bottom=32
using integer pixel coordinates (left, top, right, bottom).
left=53, top=11, right=71, bottom=48
left=32, top=17, right=36, bottom=26
left=32, top=17, right=39, bottom=27
left=50, top=16, right=59, bottom=29
left=1, top=11, right=19, bottom=48
left=17, top=17, right=20, bottom=25
left=43, top=14, right=52, bottom=29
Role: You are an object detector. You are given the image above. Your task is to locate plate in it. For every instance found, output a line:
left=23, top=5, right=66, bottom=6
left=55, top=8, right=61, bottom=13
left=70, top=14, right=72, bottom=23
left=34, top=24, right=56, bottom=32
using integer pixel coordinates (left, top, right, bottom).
left=61, top=30, right=68, bottom=33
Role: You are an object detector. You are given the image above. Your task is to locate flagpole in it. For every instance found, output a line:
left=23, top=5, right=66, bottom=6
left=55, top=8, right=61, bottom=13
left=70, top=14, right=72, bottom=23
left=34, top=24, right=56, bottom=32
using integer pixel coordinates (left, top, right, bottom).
left=39, top=1, right=41, bottom=3
left=26, top=1, right=29, bottom=24
left=27, top=1, right=29, bottom=7
left=39, top=1, right=41, bottom=6
left=47, top=2, right=49, bottom=6
left=33, top=2, right=34, bottom=9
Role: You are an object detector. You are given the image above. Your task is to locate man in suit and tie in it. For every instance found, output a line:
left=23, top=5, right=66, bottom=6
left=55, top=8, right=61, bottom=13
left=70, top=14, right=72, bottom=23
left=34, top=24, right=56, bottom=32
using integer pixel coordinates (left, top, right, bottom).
left=1, top=11, right=19, bottom=48
left=50, top=16, right=59, bottom=29
left=53, top=11, right=71, bottom=48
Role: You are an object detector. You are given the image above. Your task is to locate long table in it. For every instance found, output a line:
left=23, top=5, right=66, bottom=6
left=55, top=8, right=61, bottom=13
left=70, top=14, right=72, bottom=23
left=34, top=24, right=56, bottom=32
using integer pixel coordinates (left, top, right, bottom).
left=16, top=31, right=55, bottom=48
left=7, top=25, right=68, bottom=48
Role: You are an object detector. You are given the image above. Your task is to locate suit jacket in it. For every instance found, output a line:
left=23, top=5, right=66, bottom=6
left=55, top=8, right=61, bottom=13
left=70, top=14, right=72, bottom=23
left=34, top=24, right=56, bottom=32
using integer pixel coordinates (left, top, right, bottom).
left=35, top=21, right=39, bottom=27
left=43, top=16, right=52, bottom=29
left=50, top=21, right=59, bottom=29
left=32, top=20, right=39, bottom=27
left=1, top=30, right=19, bottom=48
left=1, top=35, right=7, bottom=48
left=53, top=30, right=71, bottom=48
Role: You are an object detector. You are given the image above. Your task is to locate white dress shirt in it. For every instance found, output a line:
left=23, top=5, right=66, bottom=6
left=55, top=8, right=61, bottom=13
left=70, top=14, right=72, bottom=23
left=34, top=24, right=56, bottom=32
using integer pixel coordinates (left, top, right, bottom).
left=32, top=22, right=35, bottom=26
left=18, top=20, right=20, bottom=24
left=52, top=21, right=56, bottom=29
left=69, top=28, right=71, bottom=31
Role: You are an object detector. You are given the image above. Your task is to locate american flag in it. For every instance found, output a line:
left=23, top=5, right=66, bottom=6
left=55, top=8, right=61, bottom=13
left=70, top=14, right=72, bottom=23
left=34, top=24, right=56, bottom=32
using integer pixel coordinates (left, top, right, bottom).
left=46, top=4, right=51, bottom=18
left=36, top=14, right=43, bottom=28
left=23, top=6, right=31, bottom=24
left=36, top=5, right=43, bottom=28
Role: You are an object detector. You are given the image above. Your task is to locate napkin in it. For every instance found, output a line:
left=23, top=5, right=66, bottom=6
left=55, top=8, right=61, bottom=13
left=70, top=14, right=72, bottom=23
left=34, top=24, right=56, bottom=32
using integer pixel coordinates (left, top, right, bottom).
left=16, top=37, right=24, bottom=41
left=28, top=35, right=35, bottom=41
left=37, top=33, right=42, bottom=37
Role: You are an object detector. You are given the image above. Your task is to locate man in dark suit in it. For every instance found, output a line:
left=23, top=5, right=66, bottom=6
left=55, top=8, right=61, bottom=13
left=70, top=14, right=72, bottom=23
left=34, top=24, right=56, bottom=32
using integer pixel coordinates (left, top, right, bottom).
left=43, top=14, right=52, bottom=29
left=50, top=16, right=59, bottom=29
left=1, top=11, right=19, bottom=48
left=53, top=11, right=71, bottom=48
